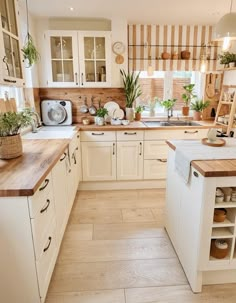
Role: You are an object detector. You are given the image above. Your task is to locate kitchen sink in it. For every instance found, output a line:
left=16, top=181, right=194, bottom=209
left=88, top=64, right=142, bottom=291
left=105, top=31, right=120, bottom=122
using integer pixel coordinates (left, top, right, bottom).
left=143, top=120, right=201, bottom=127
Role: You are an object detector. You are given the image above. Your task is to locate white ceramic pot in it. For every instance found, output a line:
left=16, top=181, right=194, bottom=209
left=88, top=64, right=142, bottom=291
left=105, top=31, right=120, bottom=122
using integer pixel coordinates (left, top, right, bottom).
left=125, top=108, right=134, bottom=121
left=96, top=117, right=105, bottom=126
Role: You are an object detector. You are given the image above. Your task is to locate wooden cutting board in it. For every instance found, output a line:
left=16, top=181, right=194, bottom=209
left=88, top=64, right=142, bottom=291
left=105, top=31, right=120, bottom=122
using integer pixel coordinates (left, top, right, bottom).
left=206, top=73, right=216, bottom=98
left=0, top=98, right=17, bottom=113
left=0, top=99, right=6, bottom=113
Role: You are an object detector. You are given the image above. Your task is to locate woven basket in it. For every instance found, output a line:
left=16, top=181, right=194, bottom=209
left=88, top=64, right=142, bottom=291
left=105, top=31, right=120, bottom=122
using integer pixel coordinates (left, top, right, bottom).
left=0, top=134, right=23, bottom=159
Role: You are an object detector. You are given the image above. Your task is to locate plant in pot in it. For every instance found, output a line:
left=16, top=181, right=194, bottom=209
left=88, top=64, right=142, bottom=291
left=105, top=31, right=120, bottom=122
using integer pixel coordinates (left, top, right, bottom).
left=95, top=107, right=108, bottom=126
left=120, top=69, right=142, bottom=121
left=135, top=105, right=145, bottom=121
left=0, top=109, right=33, bottom=159
left=218, top=52, right=236, bottom=68
left=190, top=99, right=210, bottom=121
left=160, top=98, right=177, bottom=119
left=182, top=83, right=196, bottom=116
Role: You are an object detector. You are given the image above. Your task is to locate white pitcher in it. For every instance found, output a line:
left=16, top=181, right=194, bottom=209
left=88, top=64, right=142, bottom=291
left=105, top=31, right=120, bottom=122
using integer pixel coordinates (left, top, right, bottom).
left=207, top=128, right=217, bottom=142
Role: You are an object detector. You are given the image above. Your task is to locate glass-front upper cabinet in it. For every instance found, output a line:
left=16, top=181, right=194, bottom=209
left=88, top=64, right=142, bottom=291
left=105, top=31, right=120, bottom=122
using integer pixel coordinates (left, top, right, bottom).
left=46, top=31, right=79, bottom=87
left=0, top=0, right=24, bottom=86
left=78, top=31, right=111, bottom=87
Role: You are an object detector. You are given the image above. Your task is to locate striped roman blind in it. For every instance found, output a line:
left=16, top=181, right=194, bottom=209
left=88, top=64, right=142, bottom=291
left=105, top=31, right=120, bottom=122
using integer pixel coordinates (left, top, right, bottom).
left=128, top=25, right=220, bottom=72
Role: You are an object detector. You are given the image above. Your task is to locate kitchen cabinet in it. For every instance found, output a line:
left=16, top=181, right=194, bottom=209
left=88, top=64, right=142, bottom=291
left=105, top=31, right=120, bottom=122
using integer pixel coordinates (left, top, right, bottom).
left=0, top=0, right=24, bottom=86
left=45, top=30, right=111, bottom=87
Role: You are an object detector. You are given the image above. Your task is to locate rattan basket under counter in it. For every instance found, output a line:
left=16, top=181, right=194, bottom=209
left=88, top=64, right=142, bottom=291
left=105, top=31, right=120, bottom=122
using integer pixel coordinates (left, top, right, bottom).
left=0, top=134, right=23, bottom=159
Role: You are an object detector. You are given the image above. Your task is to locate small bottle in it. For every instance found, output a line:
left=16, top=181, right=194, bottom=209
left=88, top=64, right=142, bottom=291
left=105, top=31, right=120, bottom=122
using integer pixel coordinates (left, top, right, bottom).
left=211, top=108, right=216, bottom=118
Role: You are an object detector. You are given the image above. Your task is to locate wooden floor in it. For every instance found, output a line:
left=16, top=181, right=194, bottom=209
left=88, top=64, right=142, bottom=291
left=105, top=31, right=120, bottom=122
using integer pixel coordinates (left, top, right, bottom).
left=46, top=189, right=236, bottom=303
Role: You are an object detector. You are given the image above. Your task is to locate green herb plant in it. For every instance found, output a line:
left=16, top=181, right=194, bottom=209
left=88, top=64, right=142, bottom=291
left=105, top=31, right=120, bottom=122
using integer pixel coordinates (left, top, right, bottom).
left=190, top=100, right=210, bottom=112
left=96, top=108, right=108, bottom=118
left=135, top=105, right=145, bottom=113
left=160, top=99, right=177, bottom=110
left=182, top=84, right=197, bottom=106
left=218, top=52, right=236, bottom=65
left=22, top=33, right=40, bottom=67
left=120, top=69, right=142, bottom=108
left=0, top=109, right=33, bottom=137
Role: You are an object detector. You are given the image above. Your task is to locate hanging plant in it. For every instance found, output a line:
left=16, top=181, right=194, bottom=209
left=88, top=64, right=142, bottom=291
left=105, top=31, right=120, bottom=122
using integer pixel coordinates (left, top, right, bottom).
left=21, top=0, right=40, bottom=67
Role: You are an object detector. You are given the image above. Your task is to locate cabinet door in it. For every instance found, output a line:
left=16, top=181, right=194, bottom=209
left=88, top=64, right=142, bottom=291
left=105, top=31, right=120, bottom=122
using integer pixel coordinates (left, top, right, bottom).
left=78, top=31, right=111, bottom=87
left=82, top=141, right=116, bottom=181
left=51, top=152, right=68, bottom=243
left=117, top=141, right=143, bottom=180
left=144, top=159, right=167, bottom=179
left=45, top=30, right=79, bottom=87
left=0, top=0, right=24, bottom=86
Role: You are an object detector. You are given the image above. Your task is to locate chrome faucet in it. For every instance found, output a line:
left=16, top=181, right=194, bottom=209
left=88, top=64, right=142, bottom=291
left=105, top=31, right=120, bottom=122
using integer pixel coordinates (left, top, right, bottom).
left=31, top=110, right=42, bottom=133
left=167, top=109, right=173, bottom=121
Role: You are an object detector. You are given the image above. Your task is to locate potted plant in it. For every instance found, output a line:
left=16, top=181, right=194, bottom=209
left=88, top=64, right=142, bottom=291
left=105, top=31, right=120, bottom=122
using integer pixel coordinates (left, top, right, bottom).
left=135, top=105, right=145, bottom=121
left=120, top=69, right=142, bottom=121
left=182, top=83, right=196, bottom=116
left=0, top=109, right=33, bottom=159
left=218, top=52, right=236, bottom=68
left=160, top=98, right=177, bottom=119
left=22, top=33, right=40, bottom=67
left=95, top=107, right=108, bottom=126
left=190, top=99, right=210, bottom=121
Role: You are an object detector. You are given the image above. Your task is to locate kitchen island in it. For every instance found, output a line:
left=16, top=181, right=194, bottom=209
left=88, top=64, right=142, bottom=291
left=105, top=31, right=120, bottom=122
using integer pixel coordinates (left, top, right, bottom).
left=165, top=140, right=236, bottom=293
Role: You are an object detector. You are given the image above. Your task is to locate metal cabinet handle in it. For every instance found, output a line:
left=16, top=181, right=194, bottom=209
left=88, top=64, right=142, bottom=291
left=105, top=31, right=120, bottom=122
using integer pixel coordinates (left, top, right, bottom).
left=157, top=159, right=167, bottom=163
left=39, top=179, right=49, bottom=191
left=124, top=132, right=137, bottom=135
left=60, top=152, right=67, bottom=161
left=43, top=237, right=52, bottom=252
left=40, top=199, right=50, bottom=213
left=92, top=132, right=104, bottom=135
left=139, top=142, right=142, bottom=155
left=81, top=73, right=84, bottom=86
left=184, top=130, right=198, bottom=134
left=75, top=72, right=78, bottom=85
left=72, top=152, right=77, bottom=164
left=113, top=143, right=115, bottom=155
left=77, top=134, right=80, bottom=138
left=3, top=78, right=16, bottom=83
left=193, top=171, right=199, bottom=177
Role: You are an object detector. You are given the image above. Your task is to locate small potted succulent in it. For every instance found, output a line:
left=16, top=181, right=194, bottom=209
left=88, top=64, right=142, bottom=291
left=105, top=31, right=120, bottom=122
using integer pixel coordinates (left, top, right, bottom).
left=95, top=107, right=108, bottom=126
left=0, top=109, right=33, bottom=159
left=135, top=105, right=145, bottom=121
left=190, top=99, right=210, bottom=121
left=182, top=83, right=196, bottom=116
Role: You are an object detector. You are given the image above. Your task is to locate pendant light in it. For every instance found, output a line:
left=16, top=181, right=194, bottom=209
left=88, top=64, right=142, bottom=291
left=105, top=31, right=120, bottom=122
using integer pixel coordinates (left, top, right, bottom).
left=214, top=0, right=236, bottom=41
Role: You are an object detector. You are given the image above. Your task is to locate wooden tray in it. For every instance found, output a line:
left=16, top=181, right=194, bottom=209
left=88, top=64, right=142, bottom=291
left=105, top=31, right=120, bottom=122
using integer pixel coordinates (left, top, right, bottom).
left=202, top=138, right=226, bottom=147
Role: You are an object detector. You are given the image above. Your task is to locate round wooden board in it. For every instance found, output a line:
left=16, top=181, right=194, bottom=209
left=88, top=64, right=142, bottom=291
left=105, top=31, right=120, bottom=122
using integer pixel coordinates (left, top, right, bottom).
left=202, top=138, right=226, bottom=147
left=115, top=54, right=124, bottom=64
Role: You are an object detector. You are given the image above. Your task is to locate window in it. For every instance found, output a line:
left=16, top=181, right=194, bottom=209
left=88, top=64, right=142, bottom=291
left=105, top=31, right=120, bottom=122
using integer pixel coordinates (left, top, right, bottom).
left=0, top=86, right=25, bottom=109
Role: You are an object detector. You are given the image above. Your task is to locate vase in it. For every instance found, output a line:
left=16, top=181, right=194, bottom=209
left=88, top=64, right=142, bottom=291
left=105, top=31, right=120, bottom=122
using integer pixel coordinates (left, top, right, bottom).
left=193, top=111, right=201, bottom=121
left=126, top=108, right=134, bottom=121
left=0, top=134, right=23, bottom=159
left=96, top=117, right=105, bottom=126
left=135, top=112, right=141, bottom=121
left=182, top=106, right=189, bottom=116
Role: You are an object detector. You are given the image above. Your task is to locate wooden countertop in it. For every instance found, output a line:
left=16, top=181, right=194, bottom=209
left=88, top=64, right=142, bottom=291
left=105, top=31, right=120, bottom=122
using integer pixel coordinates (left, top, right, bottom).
left=166, top=140, right=236, bottom=177
left=0, top=139, right=69, bottom=197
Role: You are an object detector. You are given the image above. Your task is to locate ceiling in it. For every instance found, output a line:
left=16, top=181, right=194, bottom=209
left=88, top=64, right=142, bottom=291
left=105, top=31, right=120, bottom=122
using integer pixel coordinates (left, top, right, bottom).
left=27, top=0, right=234, bottom=25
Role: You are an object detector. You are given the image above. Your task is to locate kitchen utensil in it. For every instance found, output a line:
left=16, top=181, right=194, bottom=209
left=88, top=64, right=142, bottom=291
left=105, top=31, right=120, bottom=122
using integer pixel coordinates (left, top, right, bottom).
left=89, top=96, right=97, bottom=116
left=206, top=73, right=215, bottom=98
left=80, top=97, right=89, bottom=113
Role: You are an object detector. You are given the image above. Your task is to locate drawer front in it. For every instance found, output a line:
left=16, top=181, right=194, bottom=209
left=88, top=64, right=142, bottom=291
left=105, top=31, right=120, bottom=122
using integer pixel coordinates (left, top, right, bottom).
left=144, top=141, right=168, bottom=159
left=81, top=131, right=116, bottom=142
left=117, top=130, right=144, bottom=141
left=144, top=128, right=208, bottom=140
left=144, top=159, right=167, bottom=179
left=28, top=172, right=53, bottom=218
left=31, top=190, right=55, bottom=260
left=36, top=220, right=57, bottom=299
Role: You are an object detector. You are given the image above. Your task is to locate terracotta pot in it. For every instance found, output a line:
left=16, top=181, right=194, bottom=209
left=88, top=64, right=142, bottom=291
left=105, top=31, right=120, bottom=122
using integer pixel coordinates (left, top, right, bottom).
left=125, top=108, right=134, bottom=121
left=161, top=52, right=171, bottom=60
left=193, top=111, right=201, bottom=121
left=135, top=112, right=141, bottom=121
left=181, top=50, right=191, bottom=60
left=182, top=106, right=189, bottom=116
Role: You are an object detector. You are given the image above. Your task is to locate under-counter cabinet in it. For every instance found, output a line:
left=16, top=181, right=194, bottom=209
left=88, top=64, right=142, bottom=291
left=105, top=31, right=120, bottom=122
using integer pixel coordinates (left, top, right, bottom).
left=45, top=30, right=111, bottom=87
left=0, top=0, right=24, bottom=86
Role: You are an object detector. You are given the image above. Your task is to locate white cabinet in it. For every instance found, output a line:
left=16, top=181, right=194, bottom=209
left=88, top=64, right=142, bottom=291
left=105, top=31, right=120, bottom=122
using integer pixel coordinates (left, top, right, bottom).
left=45, top=30, right=111, bottom=87
left=82, top=141, right=116, bottom=181
left=0, top=0, right=24, bottom=86
left=117, top=141, right=143, bottom=180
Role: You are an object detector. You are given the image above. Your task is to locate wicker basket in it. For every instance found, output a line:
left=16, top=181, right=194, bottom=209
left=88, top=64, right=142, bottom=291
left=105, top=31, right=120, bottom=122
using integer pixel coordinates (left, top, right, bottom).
left=0, top=134, right=23, bottom=159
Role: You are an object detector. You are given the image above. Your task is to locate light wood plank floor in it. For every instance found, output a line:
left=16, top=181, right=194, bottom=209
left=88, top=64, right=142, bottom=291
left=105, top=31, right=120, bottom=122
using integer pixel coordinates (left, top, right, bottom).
left=46, top=189, right=236, bottom=303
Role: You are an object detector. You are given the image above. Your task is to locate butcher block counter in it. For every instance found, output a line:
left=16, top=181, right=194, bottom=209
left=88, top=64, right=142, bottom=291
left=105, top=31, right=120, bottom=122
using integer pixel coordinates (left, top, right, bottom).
left=0, top=139, right=69, bottom=197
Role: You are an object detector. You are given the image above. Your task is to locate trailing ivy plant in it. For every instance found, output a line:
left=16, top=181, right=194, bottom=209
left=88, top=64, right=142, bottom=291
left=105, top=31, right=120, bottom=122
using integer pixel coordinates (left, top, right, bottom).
left=22, top=33, right=40, bottom=67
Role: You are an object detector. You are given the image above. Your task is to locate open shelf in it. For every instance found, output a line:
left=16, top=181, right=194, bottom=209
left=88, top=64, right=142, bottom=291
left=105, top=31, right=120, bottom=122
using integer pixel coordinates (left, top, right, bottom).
left=212, top=218, right=235, bottom=228
left=215, top=202, right=236, bottom=208
left=211, top=227, right=234, bottom=239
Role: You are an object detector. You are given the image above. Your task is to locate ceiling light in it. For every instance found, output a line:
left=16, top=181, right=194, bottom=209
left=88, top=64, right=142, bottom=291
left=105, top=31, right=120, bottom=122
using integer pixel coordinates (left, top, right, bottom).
left=213, top=0, right=236, bottom=41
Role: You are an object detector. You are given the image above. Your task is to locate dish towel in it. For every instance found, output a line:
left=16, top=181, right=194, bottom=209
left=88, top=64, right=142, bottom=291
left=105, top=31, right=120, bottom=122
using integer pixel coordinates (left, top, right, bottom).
left=172, top=139, right=236, bottom=183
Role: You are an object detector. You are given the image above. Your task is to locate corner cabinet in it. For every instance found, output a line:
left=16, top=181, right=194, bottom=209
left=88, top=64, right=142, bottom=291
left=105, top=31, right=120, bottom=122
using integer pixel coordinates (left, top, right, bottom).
left=45, top=30, right=111, bottom=87
left=0, top=0, right=24, bottom=86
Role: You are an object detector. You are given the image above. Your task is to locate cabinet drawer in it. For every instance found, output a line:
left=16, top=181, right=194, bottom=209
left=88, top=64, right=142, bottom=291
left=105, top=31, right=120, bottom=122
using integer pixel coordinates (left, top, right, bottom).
left=31, top=190, right=55, bottom=260
left=144, top=159, right=167, bottom=179
left=144, top=128, right=208, bottom=140
left=28, top=172, right=53, bottom=218
left=144, top=141, right=168, bottom=159
left=36, top=220, right=57, bottom=299
left=117, top=130, right=144, bottom=141
left=81, top=131, right=116, bottom=142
